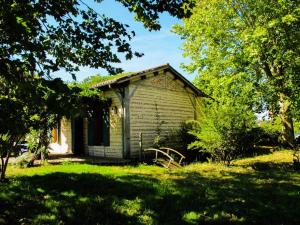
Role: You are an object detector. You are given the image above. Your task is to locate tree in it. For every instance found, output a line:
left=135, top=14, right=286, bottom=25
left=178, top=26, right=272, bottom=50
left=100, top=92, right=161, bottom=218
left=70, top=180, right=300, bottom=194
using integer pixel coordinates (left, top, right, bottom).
left=0, top=76, right=109, bottom=180
left=0, top=77, right=39, bottom=180
left=173, top=0, right=300, bottom=147
left=188, top=71, right=257, bottom=165
left=27, top=78, right=110, bottom=163
left=1, top=0, right=193, bottom=80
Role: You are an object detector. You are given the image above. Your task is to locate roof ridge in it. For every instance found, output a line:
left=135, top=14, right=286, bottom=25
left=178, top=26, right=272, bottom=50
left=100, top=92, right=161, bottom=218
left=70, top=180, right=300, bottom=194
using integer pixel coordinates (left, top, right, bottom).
left=91, top=64, right=210, bottom=98
left=92, top=64, right=170, bottom=88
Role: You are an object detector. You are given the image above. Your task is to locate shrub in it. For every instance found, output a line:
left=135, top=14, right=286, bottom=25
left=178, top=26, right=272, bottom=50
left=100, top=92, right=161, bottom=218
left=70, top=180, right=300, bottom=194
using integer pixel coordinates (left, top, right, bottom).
left=188, top=103, right=256, bottom=165
left=257, top=118, right=282, bottom=146
left=14, top=152, right=36, bottom=168
left=162, top=121, right=199, bottom=150
left=25, top=128, right=48, bottom=162
left=25, top=129, right=42, bottom=153
left=153, top=135, right=162, bottom=149
left=155, top=121, right=203, bottom=163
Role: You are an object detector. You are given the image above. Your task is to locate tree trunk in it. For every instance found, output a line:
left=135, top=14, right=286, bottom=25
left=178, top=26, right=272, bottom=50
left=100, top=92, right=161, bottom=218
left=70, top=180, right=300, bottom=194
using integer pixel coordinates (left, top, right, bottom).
left=0, top=153, right=10, bottom=181
left=279, top=92, right=295, bottom=148
left=0, top=156, right=4, bottom=180
left=40, top=123, right=49, bottom=164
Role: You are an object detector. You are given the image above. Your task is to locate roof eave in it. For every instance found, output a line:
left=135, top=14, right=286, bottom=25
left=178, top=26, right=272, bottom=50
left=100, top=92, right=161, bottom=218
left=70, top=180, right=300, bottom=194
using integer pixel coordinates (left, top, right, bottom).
left=93, top=64, right=211, bottom=98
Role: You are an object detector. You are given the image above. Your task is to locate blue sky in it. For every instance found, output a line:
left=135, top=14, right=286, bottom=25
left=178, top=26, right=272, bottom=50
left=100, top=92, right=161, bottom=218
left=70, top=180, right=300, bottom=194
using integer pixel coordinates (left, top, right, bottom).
left=54, top=0, right=193, bottom=82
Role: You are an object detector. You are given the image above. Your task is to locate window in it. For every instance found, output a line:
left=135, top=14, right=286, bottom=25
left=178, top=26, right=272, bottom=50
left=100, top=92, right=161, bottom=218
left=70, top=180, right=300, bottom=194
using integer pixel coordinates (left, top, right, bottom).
left=88, top=107, right=110, bottom=146
left=51, top=122, right=61, bottom=144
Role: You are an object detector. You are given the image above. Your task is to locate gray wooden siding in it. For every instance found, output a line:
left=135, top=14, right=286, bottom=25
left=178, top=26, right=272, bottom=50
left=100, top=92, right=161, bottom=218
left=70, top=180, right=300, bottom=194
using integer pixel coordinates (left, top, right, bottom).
left=129, top=71, right=197, bottom=157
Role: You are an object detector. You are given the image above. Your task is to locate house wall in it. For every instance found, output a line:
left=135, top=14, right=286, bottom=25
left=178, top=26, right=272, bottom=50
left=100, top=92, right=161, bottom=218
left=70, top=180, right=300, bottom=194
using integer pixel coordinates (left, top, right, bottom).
left=48, top=117, right=72, bottom=154
left=49, top=70, right=202, bottom=159
left=128, top=71, right=199, bottom=158
left=83, top=89, right=123, bottom=158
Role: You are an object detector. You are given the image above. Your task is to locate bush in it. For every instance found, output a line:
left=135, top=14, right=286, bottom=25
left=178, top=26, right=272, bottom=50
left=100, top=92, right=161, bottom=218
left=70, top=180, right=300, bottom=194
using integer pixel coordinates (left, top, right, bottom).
left=25, top=128, right=48, bottom=162
left=25, top=129, right=42, bottom=153
left=162, top=121, right=199, bottom=150
left=257, top=118, right=282, bottom=146
left=154, top=121, right=204, bottom=163
left=14, top=152, right=36, bottom=168
left=189, top=103, right=256, bottom=165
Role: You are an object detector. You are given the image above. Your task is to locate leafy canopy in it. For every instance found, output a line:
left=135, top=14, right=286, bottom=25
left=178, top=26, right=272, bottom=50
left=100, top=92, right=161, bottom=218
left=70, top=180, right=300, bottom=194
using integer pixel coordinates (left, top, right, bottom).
left=173, top=0, right=300, bottom=145
left=173, top=0, right=300, bottom=113
left=189, top=72, right=257, bottom=164
left=1, top=0, right=193, bottom=80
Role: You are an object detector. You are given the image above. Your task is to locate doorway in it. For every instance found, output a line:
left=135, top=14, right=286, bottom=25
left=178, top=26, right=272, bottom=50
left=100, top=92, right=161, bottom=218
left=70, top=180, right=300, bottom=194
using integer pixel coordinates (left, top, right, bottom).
left=72, top=118, right=84, bottom=155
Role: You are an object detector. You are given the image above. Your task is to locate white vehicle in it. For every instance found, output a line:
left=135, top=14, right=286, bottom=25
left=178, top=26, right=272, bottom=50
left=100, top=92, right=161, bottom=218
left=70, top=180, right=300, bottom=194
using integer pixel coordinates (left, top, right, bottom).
left=17, top=141, right=29, bottom=155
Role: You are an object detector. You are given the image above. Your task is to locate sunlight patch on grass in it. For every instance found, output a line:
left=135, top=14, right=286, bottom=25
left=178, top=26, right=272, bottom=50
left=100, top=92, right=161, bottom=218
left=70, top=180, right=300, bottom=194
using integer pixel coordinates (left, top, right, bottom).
left=180, top=162, right=252, bottom=181
left=44, top=199, right=60, bottom=213
left=211, top=211, right=245, bottom=223
left=78, top=196, right=89, bottom=203
left=33, top=214, right=57, bottom=224
left=112, top=197, right=157, bottom=225
left=61, top=190, right=76, bottom=198
left=182, top=210, right=245, bottom=224
left=138, top=209, right=156, bottom=225
left=112, top=197, right=142, bottom=216
left=233, top=150, right=294, bottom=166
left=182, top=211, right=201, bottom=224
left=36, top=187, right=45, bottom=193
left=7, top=163, right=167, bottom=179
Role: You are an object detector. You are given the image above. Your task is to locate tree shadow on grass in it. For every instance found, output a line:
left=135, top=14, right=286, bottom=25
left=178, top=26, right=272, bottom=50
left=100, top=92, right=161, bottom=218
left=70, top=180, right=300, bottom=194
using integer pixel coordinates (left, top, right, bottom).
left=250, top=161, right=292, bottom=172
left=0, top=173, right=160, bottom=225
left=173, top=164, right=300, bottom=225
left=0, top=165, right=300, bottom=225
left=243, top=147, right=275, bottom=158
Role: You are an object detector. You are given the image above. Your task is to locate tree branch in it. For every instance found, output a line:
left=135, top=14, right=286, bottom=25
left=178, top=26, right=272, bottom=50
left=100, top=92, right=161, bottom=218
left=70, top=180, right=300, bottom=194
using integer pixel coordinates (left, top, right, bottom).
left=263, top=62, right=274, bottom=79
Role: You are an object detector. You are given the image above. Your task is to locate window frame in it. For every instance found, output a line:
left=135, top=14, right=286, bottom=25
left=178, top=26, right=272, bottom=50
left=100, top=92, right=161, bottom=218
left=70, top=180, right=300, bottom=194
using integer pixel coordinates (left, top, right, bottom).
left=88, top=107, right=110, bottom=146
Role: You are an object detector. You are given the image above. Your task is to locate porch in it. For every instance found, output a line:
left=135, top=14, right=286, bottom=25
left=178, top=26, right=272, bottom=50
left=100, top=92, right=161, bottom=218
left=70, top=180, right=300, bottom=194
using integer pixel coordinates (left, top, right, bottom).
left=42, top=153, right=133, bottom=166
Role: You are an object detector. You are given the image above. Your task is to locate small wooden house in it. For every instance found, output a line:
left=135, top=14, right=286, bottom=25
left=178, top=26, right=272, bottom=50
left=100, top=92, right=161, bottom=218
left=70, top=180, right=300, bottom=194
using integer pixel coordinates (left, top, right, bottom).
left=49, top=64, right=208, bottom=159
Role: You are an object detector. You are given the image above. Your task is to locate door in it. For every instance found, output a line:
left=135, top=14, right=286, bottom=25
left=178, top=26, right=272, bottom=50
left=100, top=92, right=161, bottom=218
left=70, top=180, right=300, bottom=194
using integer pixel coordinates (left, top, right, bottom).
left=72, top=118, right=84, bottom=155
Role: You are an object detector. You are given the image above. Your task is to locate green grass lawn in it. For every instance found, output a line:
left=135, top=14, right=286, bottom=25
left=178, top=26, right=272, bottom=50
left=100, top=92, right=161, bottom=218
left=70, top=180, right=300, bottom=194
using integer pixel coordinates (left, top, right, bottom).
left=1, top=150, right=300, bottom=225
